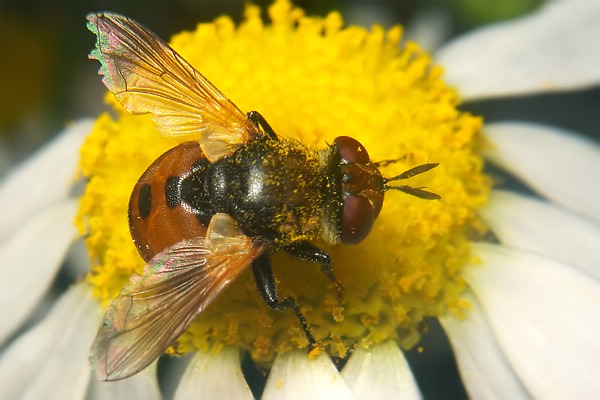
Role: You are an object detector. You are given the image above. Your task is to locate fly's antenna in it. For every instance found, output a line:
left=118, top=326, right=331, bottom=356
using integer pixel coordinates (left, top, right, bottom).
left=383, top=163, right=441, bottom=200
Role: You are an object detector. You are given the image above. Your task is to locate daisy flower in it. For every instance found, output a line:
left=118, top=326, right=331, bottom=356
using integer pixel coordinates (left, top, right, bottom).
left=1, top=0, right=598, bottom=398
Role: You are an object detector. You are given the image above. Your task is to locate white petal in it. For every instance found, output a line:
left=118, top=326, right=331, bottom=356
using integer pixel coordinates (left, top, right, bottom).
left=435, top=1, right=600, bottom=100
left=0, top=283, right=101, bottom=400
left=483, top=190, right=600, bottom=280
left=87, top=362, right=162, bottom=400
left=0, top=119, right=92, bottom=240
left=262, top=350, right=355, bottom=400
left=174, top=347, right=253, bottom=400
left=341, top=340, right=421, bottom=400
left=0, top=200, right=79, bottom=344
left=484, top=122, right=600, bottom=222
left=440, top=292, right=529, bottom=399
left=466, top=243, right=600, bottom=398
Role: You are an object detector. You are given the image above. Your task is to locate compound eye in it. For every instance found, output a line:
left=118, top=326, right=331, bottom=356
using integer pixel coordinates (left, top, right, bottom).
left=341, top=194, right=376, bottom=244
left=334, top=136, right=370, bottom=164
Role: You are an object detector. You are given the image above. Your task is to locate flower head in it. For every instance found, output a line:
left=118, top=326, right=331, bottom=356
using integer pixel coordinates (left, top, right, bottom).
left=77, top=0, right=488, bottom=365
left=2, top=0, right=598, bottom=398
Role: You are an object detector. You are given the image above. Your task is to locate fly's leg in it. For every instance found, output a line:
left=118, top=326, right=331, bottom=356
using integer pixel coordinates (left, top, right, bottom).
left=252, top=254, right=316, bottom=348
left=247, top=111, right=278, bottom=141
left=284, top=241, right=345, bottom=300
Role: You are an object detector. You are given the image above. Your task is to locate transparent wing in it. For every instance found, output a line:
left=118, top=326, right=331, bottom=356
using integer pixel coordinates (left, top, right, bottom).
left=86, top=12, right=261, bottom=161
left=90, top=214, right=264, bottom=381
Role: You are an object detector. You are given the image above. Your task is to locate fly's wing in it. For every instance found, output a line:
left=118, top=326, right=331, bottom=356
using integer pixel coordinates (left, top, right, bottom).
left=86, top=12, right=261, bottom=162
left=90, top=214, right=264, bottom=381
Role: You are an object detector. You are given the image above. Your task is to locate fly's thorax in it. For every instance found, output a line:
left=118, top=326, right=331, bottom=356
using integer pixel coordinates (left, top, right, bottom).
left=201, top=137, right=327, bottom=247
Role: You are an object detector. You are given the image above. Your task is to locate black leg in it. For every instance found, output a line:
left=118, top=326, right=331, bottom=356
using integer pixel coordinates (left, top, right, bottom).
left=247, top=111, right=278, bottom=141
left=252, top=254, right=316, bottom=347
left=284, top=241, right=345, bottom=299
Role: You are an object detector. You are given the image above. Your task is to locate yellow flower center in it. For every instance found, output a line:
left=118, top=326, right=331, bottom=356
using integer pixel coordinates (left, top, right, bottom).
left=77, top=0, right=490, bottom=364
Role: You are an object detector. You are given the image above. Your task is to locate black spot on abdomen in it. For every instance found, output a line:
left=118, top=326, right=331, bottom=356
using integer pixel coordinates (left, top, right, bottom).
left=138, top=183, right=152, bottom=219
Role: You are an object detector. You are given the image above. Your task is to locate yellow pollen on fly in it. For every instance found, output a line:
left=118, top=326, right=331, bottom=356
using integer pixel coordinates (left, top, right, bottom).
left=77, top=0, right=490, bottom=364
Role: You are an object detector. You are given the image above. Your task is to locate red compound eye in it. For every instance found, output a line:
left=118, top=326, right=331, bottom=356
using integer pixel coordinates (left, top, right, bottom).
left=334, top=136, right=370, bottom=164
left=341, top=194, right=377, bottom=244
